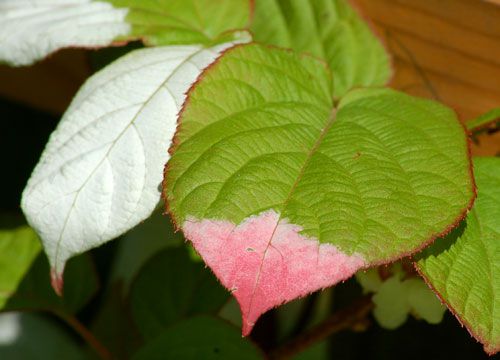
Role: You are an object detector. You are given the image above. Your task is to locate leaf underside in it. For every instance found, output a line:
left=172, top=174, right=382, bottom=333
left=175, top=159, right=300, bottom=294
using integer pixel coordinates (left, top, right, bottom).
left=164, top=43, right=474, bottom=334
left=0, top=0, right=130, bottom=66
left=417, top=157, right=500, bottom=355
left=250, top=0, right=392, bottom=98
left=21, top=42, right=236, bottom=283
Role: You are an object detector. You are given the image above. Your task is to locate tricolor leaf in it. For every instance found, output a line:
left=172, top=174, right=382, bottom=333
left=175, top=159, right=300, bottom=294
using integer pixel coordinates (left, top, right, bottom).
left=416, top=157, right=500, bottom=355
left=0, top=0, right=252, bottom=66
left=21, top=42, right=237, bottom=291
left=250, top=0, right=391, bottom=98
left=164, top=43, right=474, bottom=335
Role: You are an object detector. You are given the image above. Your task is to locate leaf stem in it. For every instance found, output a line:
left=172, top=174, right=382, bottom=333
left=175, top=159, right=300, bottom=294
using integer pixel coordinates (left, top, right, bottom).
left=53, top=310, right=112, bottom=360
left=269, top=295, right=373, bottom=360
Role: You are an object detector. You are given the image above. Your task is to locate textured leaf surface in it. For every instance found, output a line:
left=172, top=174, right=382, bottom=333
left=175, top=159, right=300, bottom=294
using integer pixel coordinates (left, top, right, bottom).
left=0, top=0, right=130, bottom=66
left=250, top=0, right=391, bottom=98
left=132, top=315, right=263, bottom=360
left=130, top=247, right=228, bottom=339
left=21, top=42, right=235, bottom=289
left=0, top=227, right=41, bottom=309
left=417, top=157, right=500, bottom=354
left=164, top=43, right=474, bottom=335
left=106, top=0, right=252, bottom=46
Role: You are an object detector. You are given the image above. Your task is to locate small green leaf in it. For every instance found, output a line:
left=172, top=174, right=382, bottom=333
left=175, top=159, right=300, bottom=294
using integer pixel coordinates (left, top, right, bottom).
left=417, top=157, right=500, bottom=355
left=0, top=227, right=40, bottom=309
left=251, top=0, right=391, bottom=98
left=164, top=43, right=474, bottom=334
left=132, top=315, right=263, bottom=360
left=373, top=277, right=410, bottom=330
left=107, top=0, right=252, bottom=46
left=130, top=247, right=228, bottom=339
left=466, top=108, right=500, bottom=134
left=405, top=278, right=445, bottom=325
left=372, top=275, right=445, bottom=330
left=4, top=253, right=98, bottom=315
left=356, top=268, right=382, bottom=294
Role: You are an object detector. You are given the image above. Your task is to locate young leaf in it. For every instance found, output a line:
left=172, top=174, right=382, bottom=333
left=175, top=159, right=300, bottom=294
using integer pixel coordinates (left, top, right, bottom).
left=0, top=0, right=130, bottom=66
left=0, top=227, right=41, bottom=309
left=132, top=315, right=263, bottom=360
left=21, top=42, right=238, bottom=292
left=466, top=108, right=500, bottom=134
left=416, top=157, right=500, bottom=355
left=107, top=0, right=253, bottom=46
left=250, top=0, right=391, bottom=98
left=130, top=247, right=228, bottom=339
left=164, top=43, right=474, bottom=335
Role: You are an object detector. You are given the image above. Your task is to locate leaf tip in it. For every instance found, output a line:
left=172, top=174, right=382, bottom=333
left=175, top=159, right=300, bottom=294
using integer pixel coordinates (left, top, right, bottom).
left=50, top=268, right=64, bottom=297
left=183, top=210, right=365, bottom=336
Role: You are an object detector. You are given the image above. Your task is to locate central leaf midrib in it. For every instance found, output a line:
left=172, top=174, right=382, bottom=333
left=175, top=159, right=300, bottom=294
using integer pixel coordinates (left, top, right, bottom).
left=245, top=106, right=339, bottom=320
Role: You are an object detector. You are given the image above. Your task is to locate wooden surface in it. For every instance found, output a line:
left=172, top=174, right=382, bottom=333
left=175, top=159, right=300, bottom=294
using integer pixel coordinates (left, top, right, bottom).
left=0, top=0, right=498, bottom=153
left=0, top=50, right=91, bottom=115
left=355, top=0, right=500, bottom=155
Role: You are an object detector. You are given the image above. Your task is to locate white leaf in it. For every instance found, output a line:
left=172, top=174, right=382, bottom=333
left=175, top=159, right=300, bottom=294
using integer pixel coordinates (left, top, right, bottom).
left=21, top=42, right=236, bottom=289
left=0, top=0, right=130, bottom=66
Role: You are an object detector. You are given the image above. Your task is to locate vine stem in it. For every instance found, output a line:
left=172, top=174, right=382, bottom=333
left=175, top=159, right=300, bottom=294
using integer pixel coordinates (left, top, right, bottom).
left=269, top=295, right=373, bottom=360
left=52, top=310, right=112, bottom=360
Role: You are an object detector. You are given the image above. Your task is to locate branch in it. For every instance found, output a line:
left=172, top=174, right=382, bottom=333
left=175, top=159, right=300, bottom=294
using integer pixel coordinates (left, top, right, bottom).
left=53, top=310, right=112, bottom=360
left=269, top=295, right=373, bottom=360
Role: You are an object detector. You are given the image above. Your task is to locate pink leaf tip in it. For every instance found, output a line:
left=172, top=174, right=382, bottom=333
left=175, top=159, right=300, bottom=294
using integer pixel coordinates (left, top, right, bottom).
left=183, top=210, right=365, bottom=336
left=50, top=268, right=64, bottom=296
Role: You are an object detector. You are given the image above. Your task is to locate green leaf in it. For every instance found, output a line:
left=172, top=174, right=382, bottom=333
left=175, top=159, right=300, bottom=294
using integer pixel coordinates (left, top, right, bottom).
left=405, top=278, right=445, bottom=325
left=372, top=275, right=445, bottom=330
left=111, top=209, right=184, bottom=292
left=417, top=157, right=500, bottom=355
left=106, top=0, right=252, bottom=46
left=4, top=253, right=98, bottom=315
left=373, top=276, right=410, bottom=329
left=164, top=43, right=474, bottom=335
left=250, top=0, right=391, bottom=98
left=0, top=312, right=85, bottom=360
left=130, top=247, right=228, bottom=339
left=466, top=108, right=500, bottom=133
left=132, top=315, right=263, bottom=360
left=0, top=227, right=40, bottom=309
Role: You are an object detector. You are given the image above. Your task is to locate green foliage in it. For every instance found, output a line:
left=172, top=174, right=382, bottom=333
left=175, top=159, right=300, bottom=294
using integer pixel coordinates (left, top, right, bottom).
left=0, top=227, right=40, bottom=309
left=106, top=0, right=252, bottom=46
left=130, top=247, right=228, bottom=339
left=417, top=157, right=500, bottom=354
left=0, top=313, right=85, bottom=360
left=165, top=43, right=473, bottom=263
left=132, top=315, right=263, bottom=360
left=251, top=0, right=391, bottom=98
left=1, top=0, right=499, bottom=357
left=4, top=253, right=98, bottom=314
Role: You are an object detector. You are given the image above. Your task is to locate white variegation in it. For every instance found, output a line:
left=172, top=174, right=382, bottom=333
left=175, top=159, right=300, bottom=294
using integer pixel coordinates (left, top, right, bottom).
left=0, top=0, right=130, bottom=66
left=21, top=42, right=236, bottom=284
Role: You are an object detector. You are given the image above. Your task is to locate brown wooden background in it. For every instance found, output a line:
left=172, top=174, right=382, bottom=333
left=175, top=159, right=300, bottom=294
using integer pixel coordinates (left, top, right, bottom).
left=1, top=0, right=499, bottom=154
